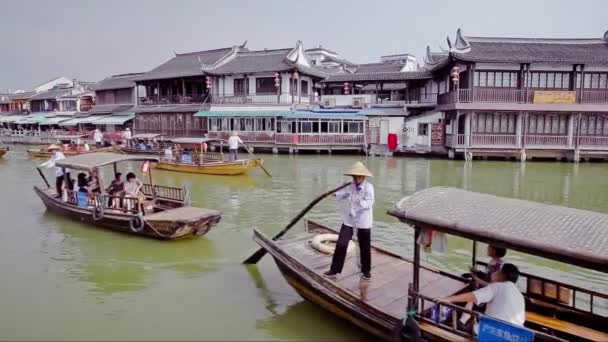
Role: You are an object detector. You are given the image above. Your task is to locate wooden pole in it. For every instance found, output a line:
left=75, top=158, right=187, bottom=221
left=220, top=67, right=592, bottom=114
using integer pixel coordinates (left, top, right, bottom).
left=243, top=182, right=351, bottom=264
left=243, top=143, right=272, bottom=178
left=37, top=167, right=51, bottom=189
left=413, top=227, right=421, bottom=293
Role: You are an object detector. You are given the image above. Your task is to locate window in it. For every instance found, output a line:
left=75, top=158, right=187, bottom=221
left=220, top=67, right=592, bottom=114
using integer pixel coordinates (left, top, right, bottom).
left=417, top=123, right=428, bottom=136
left=342, top=121, right=363, bottom=134
left=234, top=79, right=246, bottom=95
left=255, top=77, right=275, bottom=94
left=301, top=80, right=309, bottom=96
left=300, top=121, right=313, bottom=133
left=328, top=121, right=340, bottom=133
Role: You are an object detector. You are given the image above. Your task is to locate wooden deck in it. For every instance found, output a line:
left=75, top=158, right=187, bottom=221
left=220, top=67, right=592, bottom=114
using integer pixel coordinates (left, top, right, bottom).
left=273, top=223, right=467, bottom=320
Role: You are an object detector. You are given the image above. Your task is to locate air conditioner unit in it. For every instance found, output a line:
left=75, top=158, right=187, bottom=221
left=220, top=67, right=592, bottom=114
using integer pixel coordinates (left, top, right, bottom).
left=352, top=97, right=365, bottom=108
left=322, top=98, right=336, bottom=108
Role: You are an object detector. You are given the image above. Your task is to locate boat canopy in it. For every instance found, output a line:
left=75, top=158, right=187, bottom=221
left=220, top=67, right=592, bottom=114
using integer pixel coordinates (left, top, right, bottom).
left=170, top=137, right=224, bottom=145
left=131, top=133, right=161, bottom=139
left=388, top=187, right=608, bottom=272
left=54, top=134, right=88, bottom=140
left=55, top=152, right=158, bottom=171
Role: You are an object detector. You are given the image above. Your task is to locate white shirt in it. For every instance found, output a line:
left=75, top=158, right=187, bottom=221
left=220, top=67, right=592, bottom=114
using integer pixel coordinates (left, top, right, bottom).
left=41, top=151, right=70, bottom=177
left=336, top=181, right=374, bottom=229
left=122, top=130, right=132, bottom=139
left=83, top=143, right=90, bottom=151
left=93, top=131, right=103, bottom=143
left=228, top=135, right=243, bottom=149
left=473, top=282, right=525, bottom=326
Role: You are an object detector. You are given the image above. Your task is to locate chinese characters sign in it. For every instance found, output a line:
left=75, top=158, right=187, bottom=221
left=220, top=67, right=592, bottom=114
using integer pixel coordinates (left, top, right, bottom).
left=478, top=316, right=534, bottom=342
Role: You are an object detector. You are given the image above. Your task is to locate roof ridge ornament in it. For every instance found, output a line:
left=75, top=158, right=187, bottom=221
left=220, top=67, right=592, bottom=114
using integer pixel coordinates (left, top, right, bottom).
left=603, top=30, right=608, bottom=43
left=453, top=28, right=471, bottom=53
left=424, top=46, right=436, bottom=65
left=446, top=36, right=452, bottom=50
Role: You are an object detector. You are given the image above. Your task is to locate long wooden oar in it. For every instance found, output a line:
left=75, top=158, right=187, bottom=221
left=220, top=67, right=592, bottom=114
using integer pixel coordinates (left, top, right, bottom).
left=243, top=181, right=351, bottom=264
left=242, top=144, right=272, bottom=178
left=36, top=167, right=51, bottom=189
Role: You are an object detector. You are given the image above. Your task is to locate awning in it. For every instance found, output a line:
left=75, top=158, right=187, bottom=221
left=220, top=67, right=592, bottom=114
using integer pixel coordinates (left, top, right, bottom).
left=0, top=115, right=28, bottom=123
left=39, top=116, right=73, bottom=126
left=59, top=116, right=103, bottom=127
left=91, top=113, right=135, bottom=125
left=18, top=115, right=50, bottom=124
left=194, top=110, right=291, bottom=117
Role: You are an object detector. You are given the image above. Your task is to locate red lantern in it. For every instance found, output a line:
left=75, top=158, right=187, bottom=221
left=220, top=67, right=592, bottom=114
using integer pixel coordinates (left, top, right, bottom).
left=274, top=72, right=280, bottom=88
left=293, top=70, right=299, bottom=79
left=344, top=82, right=350, bottom=95
left=451, top=66, right=460, bottom=83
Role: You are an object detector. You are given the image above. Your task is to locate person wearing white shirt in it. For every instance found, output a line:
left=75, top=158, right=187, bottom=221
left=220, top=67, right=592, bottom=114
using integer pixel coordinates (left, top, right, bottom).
left=121, top=128, right=132, bottom=147
left=439, top=263, right=526, bottom=327
left=228, top=132, right=243, bottom=161
left=40, top=145, right=73, bottom=198
left=324, top=162, right=375, bottom=280
left=93, top=129, right=103, bottom=148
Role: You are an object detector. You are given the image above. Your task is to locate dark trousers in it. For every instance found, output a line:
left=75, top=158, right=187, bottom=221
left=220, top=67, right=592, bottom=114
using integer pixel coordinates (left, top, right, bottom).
left=229, top=149, right=238, bottom=161
left=95, top=142, right=102, bottom=148
left=55, top=173, right=73, bottom=195
left=329, top=224, right=371, bottom=274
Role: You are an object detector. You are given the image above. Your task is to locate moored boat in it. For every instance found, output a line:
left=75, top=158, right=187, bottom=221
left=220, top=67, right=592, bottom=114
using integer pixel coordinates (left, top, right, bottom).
left=27, top=134, right=114, bottom=158
left=253, top=187, right=608, bottom=341
left=117, top=133, right=166, bottom=155
left=0, top=146, right=8, bottom=158
left=34, top=153, right=222, bottom=240
left=155, top=137, right=264, bottom=176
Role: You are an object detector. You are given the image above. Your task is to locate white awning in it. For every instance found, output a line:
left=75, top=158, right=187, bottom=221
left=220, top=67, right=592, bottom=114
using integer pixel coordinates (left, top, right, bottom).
left=92, top=114, right=135, bottom=125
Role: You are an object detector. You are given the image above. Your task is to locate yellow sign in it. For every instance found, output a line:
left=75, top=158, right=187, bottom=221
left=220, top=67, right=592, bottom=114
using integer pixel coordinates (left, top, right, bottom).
left=533, top=91, right=576, bottom=104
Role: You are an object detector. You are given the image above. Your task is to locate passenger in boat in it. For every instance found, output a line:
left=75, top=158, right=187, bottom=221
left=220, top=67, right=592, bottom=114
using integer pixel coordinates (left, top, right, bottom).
left=77, top=173, right=89, bottom=193
left=40, top=144, right=73, bottom=199
left=124, top=172, right=145, bottom=214
left=464, top=245, right=507, bottom=285
left=438, top=263, right=526, bottom=327
left=93, top=129, right=103, bottom=149
left=106, top=173, right=124, bottom=208
left=324, top=162, right=375, bottom=280
left=138, top=142, right=146, bottom=150
left=87, top=171, right=101, bottom=194
left=164, top=146, right=174, bottom=161
left=228, top=132, right=243, bottom=161
left=83, top=142, right=90, bottom=151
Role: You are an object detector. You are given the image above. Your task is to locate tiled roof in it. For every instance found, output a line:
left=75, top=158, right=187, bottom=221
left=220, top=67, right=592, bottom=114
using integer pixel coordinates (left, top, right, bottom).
left=323, top=71, right=431, bottom=83
left=29, top=88, right=73, bottom=100
left=131, top=104, right=202, bottom=113
left=355, top=62, right=404, bottom=73
left=454, top=39, right=608, bottom=64
left=203, top=48, right=328, bottom=78
left=133, top=47, right=234, bottom=81
left=88, top=104, right=134, bottom=114
left=321, top=55, right=355, bottom=66
left=9, top=92, right=36, bottom=100
left=94, top=73, right=143, bottom=91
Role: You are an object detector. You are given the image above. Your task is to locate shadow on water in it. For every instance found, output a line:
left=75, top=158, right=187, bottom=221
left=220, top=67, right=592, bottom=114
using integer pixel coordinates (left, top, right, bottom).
left=41, top=211, right=221, bottom=295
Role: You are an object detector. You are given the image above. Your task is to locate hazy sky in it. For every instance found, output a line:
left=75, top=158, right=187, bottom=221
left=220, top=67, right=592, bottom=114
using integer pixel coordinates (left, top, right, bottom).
left=1, top=0, right=607, bottom=91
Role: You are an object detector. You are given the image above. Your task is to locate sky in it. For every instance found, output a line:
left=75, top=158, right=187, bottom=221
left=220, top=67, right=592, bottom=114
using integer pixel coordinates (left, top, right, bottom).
left=1, top=0, right=607, bottom=91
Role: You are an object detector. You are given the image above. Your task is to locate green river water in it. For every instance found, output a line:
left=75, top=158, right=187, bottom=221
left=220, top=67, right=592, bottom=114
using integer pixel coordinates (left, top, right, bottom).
left=0, top=145, right=606, bottom=340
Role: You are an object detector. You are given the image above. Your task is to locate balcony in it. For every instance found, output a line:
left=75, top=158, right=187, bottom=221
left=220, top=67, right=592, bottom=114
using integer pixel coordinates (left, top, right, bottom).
left=445, top=133, right=608, bottom=150
left=139, top=94, right=207, bottom=105
left=438, top=88, right=608, bottom=105
left=210, top=93, right=314, bottom=105
left=207, top=131, right=364, bottom=146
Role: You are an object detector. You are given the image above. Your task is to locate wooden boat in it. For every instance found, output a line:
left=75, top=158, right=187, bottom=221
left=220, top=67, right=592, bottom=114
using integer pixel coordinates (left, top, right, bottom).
left=27, top=134, right=114, bottom=158
left=254, top=188, right=608, bottom=342
left=34, top=153, right=222, bottom=240
left=155, top=137, right=264, bottom=176
left=117, top=133, right=166, bottom=155
left=0, top=146, right=8, bottom=158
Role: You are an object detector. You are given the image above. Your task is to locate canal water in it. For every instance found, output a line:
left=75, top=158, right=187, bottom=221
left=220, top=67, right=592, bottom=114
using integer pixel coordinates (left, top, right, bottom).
left=0, top=146, right=606, bottom=340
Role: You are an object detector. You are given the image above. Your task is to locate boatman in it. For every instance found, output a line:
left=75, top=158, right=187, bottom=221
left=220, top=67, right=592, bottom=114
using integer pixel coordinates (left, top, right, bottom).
left=324, top=161, right=375, bottom=280
left=228, top=131, right=244, bottom=161
left=40, top=144, right=73, bottom=199
left=121, top=128, right=132, bottom=147
left=93, top=129, right=103, bottom=148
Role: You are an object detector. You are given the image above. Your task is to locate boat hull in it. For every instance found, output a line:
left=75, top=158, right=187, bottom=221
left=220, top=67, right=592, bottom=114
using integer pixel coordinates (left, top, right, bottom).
left=27, top=146, right=116, bottom=158
left=33, top=186, right=221, bottom=240
left=117, top=147, right=163, bottom=155
left=156, top=159, right=262, bottom=175
left=0, top=148, right=7, bottom=158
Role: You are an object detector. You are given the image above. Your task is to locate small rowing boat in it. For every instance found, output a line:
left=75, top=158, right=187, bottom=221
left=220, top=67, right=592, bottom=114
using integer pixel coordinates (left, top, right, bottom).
left=155, top=137, right=264, bottom=176
left=117, top=133, right=166, bottom=155
left=27, top=134, right=114, bottom=158
left=34, top=153, right=222, bottom=240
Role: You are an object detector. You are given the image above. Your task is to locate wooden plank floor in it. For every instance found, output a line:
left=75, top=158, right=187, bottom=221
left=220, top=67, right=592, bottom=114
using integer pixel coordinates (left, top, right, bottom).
left=277, top=234, right=468, bottom=319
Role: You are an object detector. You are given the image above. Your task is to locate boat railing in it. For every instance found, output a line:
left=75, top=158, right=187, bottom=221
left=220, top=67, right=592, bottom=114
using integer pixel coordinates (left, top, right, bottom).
left=141, top=184, right=184, bottom=203
left=408, top=290, right=567, bottom=341
left=200, top=151, right=223, bottom=162
left=65, top=190, right=140, bottom=213
left=477, top=261, right=608, bottom=316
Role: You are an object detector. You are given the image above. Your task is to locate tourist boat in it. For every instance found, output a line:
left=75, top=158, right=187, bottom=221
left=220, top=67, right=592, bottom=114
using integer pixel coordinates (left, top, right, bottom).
left=155, top=137, right=263, bottom=176
left=253, top=187, right=608, bottom=342
left=27, top=134, right=114, bottom=158
left=34, top=153, right=222, bottom=240
left=117, top=133, right=167, bottom=155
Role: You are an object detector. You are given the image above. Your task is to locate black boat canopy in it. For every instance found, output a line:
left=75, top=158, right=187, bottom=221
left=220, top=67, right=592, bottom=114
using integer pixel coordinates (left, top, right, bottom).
left=388, top=187, right=608, bottom=273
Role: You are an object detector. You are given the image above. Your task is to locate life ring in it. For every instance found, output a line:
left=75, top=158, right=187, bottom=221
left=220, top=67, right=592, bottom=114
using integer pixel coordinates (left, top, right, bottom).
left=129, top=214, right=145, bottom=233
left=310, top=233, right=355, bottom=255
left=92, top=204, right=104, bottom=221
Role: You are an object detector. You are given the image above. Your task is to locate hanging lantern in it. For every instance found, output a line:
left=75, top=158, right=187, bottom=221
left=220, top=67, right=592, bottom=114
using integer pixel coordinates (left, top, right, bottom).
left=293, top=70, right=299, bottom=79
left=206, top=77, right=212, bottom=89
left=274, top=72, right=280, bottom=88
left=344, top=82, right=350, bottom=95
left=451, top=66, right=460, bottom=83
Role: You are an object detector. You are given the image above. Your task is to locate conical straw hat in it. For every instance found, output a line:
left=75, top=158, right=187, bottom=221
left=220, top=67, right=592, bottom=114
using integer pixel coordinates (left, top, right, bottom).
left=344, top=161, right=373, bottom=177
left=47, top=144, right=61, bottom=150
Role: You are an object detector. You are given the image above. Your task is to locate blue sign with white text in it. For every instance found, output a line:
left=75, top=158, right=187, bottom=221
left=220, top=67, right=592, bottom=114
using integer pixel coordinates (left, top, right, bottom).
left=477, top=316, right=534, bottom=342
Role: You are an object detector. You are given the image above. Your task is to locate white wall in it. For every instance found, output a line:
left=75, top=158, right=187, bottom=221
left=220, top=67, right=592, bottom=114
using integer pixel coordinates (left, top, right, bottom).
left=403, top=112, right=443, bottom=147
left=34, top=77, right=73, bottom=93
left=321, top=94, right=376, bottom=106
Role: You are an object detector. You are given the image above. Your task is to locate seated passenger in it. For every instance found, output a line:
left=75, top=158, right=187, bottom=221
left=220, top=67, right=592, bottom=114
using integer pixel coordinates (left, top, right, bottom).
left=438, top=263, right=525, bottom=326
left=106, top=172, right=124, bottom=208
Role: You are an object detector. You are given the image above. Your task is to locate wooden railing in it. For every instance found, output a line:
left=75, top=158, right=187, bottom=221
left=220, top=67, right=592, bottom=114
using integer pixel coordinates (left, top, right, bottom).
left=141, top=184, right=184, bottom=202
left=207, top=131, right=275, bottom=142
left=274, top=133, right=365, bottom=145
left=524, top=135, right=568, bottom=146
left=439, top=88, right=608, bottom=104
left=139, top=94, right=207, bottom=105
left=210, top=93, right=314, bottom=105
left=66, top=190, right=140, bottom=213
left=578, top=136, right=608, bottom=147
left=471, top=134, right=517, bottom=146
